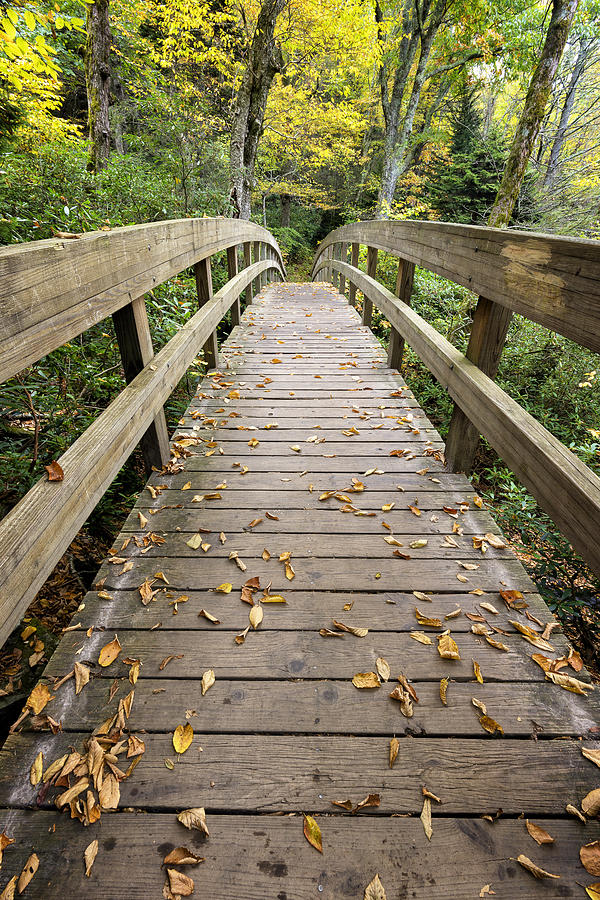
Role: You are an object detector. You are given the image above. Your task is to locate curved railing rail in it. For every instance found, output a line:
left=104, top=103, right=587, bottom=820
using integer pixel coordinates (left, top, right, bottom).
left=312, top=220, right=600, bottom=579
left=0, top=218, right=285, bottom=644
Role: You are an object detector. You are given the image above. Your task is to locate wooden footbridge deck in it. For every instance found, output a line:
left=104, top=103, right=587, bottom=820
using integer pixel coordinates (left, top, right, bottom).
left=0, top=219, right=599, bottom=898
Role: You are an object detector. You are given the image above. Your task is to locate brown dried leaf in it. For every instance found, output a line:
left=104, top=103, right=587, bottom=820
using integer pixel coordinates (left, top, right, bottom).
left=415, top=608, right=442, bottom=628
left=582, top=788, right=600, bottom=817
left=333, top=620, right=368, bottom=638
left=376, top=657, right=390, bottom=682
left=438, top=631, right=460, bottom=660
left=165, top=868, right=194, bottom=897
left=389, top=737, right=399, bottom=768
left=201, top=669, right=215, bottom=695
left=410, top=631, right=433, bottom=645
left=581, top=841, right=600, bottom=876
left=526, top=821, right=554, bottom=845
left=84, top=839, right=98, bottom=877
left=546, top=671, right=594, bottom=694
left=479, top=715, right=504, bottom=735
left=177, top=807, right=209, bottom=836
left=17, top=853, right=39, bottom=893
left=45, top=461, right=64, bottom=481
left=98, top=635, right=122, bottom=667
left=74, top=661, right=90, bottom=695
left=582, top=747, right=600, bottom=768
left=420, top=797, right=432, bottom=840
left=364, top=874, right=387, bottom=900
left=440, top=677, right=449, bottom=705
left=516, top=854, right=560, bottom=879
left=303, top=814, right=322, bottom=852
left=163, top=847, right=204, bottom=865
left=159, top=654, right=183, bottom=670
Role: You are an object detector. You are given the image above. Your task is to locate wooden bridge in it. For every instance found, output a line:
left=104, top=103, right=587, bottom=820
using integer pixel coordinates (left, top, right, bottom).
left=0, top=218, right=599, bottom=898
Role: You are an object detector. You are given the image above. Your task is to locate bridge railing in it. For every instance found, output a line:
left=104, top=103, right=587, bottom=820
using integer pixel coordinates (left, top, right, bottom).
left=0, top=218, right=285, bottom=645
left=311, top=220, right=600, bottom=580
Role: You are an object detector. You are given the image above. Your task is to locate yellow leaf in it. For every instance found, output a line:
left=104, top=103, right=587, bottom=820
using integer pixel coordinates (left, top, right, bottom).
left=26, top=682, right=54, bottom=715
left=473, top=660, right=483, bottom=683
left=438, top=631, right=460, bottom=660
left=249, top=605, right=263, bottom=629
left=30, top=751, right=43, bottom=786
left=364, top=874, right=387, bottom=899
left=215, top=583, right=233, bottom=593
left=303, top=814, right=322, bottom=852
left=410, top=631, right=433, bottom=645
left=98, top=635, right=122, bottom=667
left=201, top=669, right=215, bottom=695
left=389, top=738, right=399, bottom=768
left=440, top=677, right=449, bottom=705
left=546, top=671, right=594, bottom=694
left=173, top=724, right=194, bottom=754
left=352, top=672, right=381, bottom=689
left=479, top=715, right=503, bottom=735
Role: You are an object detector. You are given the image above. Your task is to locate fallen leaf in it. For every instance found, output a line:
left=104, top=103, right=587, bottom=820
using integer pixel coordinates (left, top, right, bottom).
left=585, top=884, right=600, bottom=900
left=479, top=886, right=495, bottom=898
left=485, top=636, right=509, bottom=652
left=352, top=672, right=381, bottom=689
left=98, top=635, right=122, bottom=667
left=163, top=847, right=205, bottom=865
left=45, top=461, right=64, bottom=481
left=473, top=660, right=483, bottom=683
left=479, top=715, right=504, bottom=735
left=333, top=620, right=368, bottom=638
left=583, top=748, right=600, bottom=768
left=421, top=797, right=432, bottom=840
left=177, top=807, right=209, bottom=836
left=516, top=854, right=560, bottom=879
left=17, top=853, right=39, bottom=893
left=364, top=873, right=387, bottom=900
left=235, top=626, right=250, bottom=645
left=389, top=738, right=399, bottom=768
left=74, top=661, right=90, bottom=695
left=438, top=631, right=460, bottom=660
left=84, top=839, right=98, bottom=877
left=303, top=814, right=323, bottom=852
left=173, top=723, right=194, bottom=754
left=201, top=669, right=215, bottom=695
left=376, top=657, right=390, bottom=682
left=415, top=608, right=442, bottom=628
left=566, top=803, right=586, bottom=823
left=159, top=654, right=183, bottom=670
left=262, top=548, right=271, bottom=561
left=249, top=605, right=263, bottom=629
left=526, top=821, right=554, bottom=845
left=582, top=788, right=600, bottom=817
left=166, top=868, right=194, bottom=897
left=26, top=682, right=54, bottom=715
left=215, top=583, right=233, bottom=594
left=440, top=677, right=449, bottom=705
left=410, top=631, right=433, bottom=645
left=198, top=609, right=220, bottom=624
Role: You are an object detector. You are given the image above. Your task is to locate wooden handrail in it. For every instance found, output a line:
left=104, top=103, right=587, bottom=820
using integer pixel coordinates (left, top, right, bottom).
left=0, top=221, right=284, bottom=646
left=0, top=218, right=285, bottom=384
left=313, top=249, right=600, bottom=580
left=312, top=220, right=600, bottom=354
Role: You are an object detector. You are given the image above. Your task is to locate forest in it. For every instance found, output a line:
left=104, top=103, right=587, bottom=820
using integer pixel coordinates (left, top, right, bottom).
left=1, top=0, right=600, bottom=680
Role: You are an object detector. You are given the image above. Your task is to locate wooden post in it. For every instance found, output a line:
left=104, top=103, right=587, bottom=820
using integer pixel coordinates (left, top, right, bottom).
left=112, top=296, right=170, bottom=473
left=363, top=246, right=378, bottom=326
left=331, top=243, right=340, bottom=290
left=194, top=257, right=218, bottom=370
left=243, top=242, right=253, bottom=306
left=338, top=242, right=348, bottom=296
left=445, top=298, right=513, bottom=473
left=387, top=258, right=415, bottom=370
left=227, top=244, right=240, bottom=326
left=348, top=243, right=359, bottom=308
left=252, top=241, right=261, bottom=295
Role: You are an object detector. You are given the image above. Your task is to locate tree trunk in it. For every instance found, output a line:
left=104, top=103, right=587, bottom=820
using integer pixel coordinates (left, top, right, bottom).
left=85, top=0, right=112, bottom=173
left=280, top=193, right=291, bottom=226
left=445, top=0, right=580, bottom=474
left=229, top=0, right=287, bottom=219
left=544, top=36, right=590, bottom=187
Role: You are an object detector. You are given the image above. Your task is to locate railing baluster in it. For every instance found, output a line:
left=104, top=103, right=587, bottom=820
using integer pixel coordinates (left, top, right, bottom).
left=112, top=296, right=170, bottom=474
left=243, top=242, right=253, bottom=306
left=194, top=256, right=218, bottom=370
left=348, top=243, right=359, bottom=308
left=227, top=245, right=240, bottom=326
left=387, top=258, right=415, bottom=371
left=331, top=243, right=340, bottom=290
left=338, top=242, right=348, bottom=296
left=363, top=246, right=378, bottom=326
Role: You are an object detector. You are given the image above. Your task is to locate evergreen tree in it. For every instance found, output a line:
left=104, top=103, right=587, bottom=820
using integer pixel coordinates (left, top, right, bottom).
left=425, top=88, right=506, bottom=224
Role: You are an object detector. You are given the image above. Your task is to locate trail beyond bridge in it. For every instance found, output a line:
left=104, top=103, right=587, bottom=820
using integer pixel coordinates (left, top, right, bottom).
left=0, top=219, right=599, bottom=898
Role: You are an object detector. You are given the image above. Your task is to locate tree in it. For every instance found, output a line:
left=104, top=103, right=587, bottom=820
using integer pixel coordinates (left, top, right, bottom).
left=229, top=0, right=288, bottom=219
left=445, top=0, right=581, bottom=473
left=85, top=0, right=112, bottom=172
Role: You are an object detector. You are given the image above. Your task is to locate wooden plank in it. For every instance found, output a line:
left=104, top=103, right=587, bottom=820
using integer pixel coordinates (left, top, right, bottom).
left=0, top=812, right=594, bottom=899
left=328, top=258, right=600, bottom=579
left=0, top=260, right=273, bottom=646
left=312, top=219, right=600, bottom=354
left=0, top=218, right=284, bottom=383
left=44, top=626, right=549, bottom=681
left=1, top=734, right=598, bottom=813
left=6, top=678, right=596, bottom=737
left=112, top=296, right=170, bottom=473
left=75, top=588, right=552, bottom=631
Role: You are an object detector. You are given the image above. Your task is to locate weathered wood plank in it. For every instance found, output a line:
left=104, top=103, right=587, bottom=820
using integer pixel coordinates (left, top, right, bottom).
left=0, top=812, right=594, bottom=900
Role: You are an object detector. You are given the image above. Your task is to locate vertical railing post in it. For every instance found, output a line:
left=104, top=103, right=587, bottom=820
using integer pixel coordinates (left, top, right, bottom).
left=387, top=258, right=415, bottom=370
left=260, top=243, right=267, bottom=290
left=252, top=241, right=261, bottom=295
left=194, top=256, right=218, bottom=370
left=331, top=243, right=339, bottom=290
left=112, top=297, right=170, bottom=474
left=243, top=242, right=253, bottom=306
left=338, top=242, right=348, bottom=297
left=363, top=246, right=378, bottom=326
left=348, top=243, right=359, bottom=308
left=227, top=244, right=240, bottom=326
